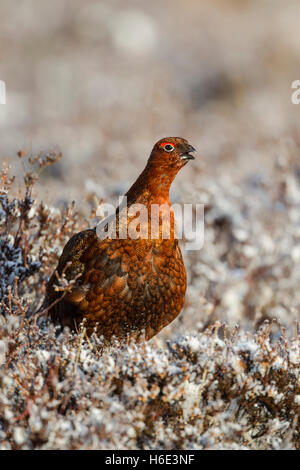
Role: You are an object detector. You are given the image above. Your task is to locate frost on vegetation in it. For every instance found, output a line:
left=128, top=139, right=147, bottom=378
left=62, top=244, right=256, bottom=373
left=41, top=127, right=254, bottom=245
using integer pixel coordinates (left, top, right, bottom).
left=1, top=316, right=300, bottom=450
left=1, top=149, right=300, bottom=449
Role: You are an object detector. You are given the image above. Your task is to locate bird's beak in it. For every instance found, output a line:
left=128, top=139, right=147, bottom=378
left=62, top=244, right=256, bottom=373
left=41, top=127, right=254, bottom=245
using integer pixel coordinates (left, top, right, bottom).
left=180, top=144, right=196, bottom=161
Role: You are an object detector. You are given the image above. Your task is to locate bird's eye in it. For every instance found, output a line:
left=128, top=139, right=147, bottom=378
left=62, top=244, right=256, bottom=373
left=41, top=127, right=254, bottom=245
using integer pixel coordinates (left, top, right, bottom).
left=163, top=144, right=175, bottom=152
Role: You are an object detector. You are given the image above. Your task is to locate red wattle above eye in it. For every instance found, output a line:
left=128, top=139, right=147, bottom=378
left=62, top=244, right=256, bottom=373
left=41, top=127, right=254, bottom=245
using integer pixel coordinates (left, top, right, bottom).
left=159, top=142, right=173, bottom=148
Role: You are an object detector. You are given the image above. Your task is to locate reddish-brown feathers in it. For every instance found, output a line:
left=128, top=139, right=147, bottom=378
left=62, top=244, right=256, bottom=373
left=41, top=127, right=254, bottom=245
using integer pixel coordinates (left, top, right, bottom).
left=44, top=137, right=195, bottom=343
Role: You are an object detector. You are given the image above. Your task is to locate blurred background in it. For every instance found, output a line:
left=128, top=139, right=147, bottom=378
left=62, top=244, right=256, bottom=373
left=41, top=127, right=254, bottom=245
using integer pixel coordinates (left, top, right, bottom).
left=1, top=0, right=300, bottom=336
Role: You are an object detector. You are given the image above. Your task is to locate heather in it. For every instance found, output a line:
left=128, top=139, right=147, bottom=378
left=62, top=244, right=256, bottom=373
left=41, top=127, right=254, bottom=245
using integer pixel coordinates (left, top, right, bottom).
left=1, top=149, right=300, bottom=449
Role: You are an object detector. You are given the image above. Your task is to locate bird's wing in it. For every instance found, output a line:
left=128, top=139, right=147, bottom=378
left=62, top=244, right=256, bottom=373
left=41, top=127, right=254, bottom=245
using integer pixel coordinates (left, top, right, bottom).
left=45, top=228, right=97, bottom=302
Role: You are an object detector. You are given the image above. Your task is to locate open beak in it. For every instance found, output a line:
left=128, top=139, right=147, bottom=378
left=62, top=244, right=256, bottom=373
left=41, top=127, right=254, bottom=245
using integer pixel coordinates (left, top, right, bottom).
left=180, top=144, right=196, bottom=161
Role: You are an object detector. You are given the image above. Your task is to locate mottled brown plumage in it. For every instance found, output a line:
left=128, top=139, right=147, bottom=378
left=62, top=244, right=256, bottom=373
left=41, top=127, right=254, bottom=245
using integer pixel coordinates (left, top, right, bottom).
left=44, top=137, right=196, bottom=343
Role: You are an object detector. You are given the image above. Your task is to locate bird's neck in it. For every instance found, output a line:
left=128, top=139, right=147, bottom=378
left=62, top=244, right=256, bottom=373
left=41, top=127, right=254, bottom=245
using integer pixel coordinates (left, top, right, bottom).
left=115, top=161, right=178, bottom=243
left=125, top=161, right=179, bottom=207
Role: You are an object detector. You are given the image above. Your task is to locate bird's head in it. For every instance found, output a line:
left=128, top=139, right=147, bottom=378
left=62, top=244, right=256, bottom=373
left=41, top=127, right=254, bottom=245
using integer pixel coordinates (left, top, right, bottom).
left=125, top=137, right=196, bottom=205
left=149, top=137, right=196, bottom=170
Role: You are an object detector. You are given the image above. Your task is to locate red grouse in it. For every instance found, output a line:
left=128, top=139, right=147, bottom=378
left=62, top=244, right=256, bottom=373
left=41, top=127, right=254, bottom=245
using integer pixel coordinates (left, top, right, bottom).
left=44, top=137, right=196, bottom=343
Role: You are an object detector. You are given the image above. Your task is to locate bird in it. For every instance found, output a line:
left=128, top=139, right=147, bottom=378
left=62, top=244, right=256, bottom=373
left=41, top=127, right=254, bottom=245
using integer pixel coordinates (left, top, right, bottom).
left=44, top=137, right=196, bottom=343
